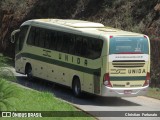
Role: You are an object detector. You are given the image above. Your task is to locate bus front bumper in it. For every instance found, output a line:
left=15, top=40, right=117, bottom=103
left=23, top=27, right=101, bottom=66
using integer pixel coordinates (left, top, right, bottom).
left=101, top=85, right=149, bottom=97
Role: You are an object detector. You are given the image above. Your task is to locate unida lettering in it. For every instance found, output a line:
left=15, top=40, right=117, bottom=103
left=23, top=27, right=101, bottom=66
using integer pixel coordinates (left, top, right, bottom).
left=128, top=69, right=146, bottom=74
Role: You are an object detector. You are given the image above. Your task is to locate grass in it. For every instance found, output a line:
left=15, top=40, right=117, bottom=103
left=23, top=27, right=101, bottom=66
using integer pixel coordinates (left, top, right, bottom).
left=0, top=79, right=20, bottom=111
left=0, top=54, right=14, bottom=67
left=146, top=87, right=160, bottom=100
left=1, top=82, right=94, bottom=120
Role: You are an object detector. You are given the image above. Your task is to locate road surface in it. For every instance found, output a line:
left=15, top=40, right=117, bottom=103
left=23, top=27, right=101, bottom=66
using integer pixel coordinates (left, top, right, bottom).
left=9, top=68, right=160, bottom=120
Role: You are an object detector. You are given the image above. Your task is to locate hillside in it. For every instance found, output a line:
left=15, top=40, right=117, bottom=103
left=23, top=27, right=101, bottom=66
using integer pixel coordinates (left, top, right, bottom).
left=0, top=0, right=160, bottom=86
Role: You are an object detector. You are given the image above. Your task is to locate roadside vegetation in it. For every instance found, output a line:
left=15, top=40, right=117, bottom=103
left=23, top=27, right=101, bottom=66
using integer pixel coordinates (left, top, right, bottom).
left=1, top=85, right=93, bottom=120
left=0, top=54, right=17, bottom=111
left=0, top=55, right=94, bottom=120
left=146, top=87, right=160, bottom=100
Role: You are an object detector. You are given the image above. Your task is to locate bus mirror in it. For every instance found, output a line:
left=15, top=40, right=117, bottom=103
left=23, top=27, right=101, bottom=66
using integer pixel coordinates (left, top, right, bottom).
left=11, top=29, right=20, bottom=43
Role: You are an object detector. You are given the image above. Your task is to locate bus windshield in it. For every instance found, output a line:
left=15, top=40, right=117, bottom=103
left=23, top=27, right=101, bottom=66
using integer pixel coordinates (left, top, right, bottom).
left=109, top=37, right=149, bottom=54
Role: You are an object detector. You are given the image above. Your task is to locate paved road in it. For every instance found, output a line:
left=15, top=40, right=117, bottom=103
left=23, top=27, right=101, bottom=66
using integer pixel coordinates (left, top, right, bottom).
left=9, top=68, right=160, bottom=120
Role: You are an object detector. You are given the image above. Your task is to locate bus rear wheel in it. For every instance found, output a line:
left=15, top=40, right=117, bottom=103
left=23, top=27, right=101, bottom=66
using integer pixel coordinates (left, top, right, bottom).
left=72, top=78, right=82, bottom=97
left=26, top=64, right=33, bottom=80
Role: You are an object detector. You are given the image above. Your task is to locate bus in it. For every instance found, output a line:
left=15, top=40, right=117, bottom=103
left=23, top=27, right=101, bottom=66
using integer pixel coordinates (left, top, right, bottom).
left=11, top=19, right=150, bottom=97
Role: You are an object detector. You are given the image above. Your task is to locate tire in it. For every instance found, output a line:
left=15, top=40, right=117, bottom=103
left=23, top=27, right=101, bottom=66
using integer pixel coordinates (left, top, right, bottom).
left=72, top=78, right=82, bottom=97
left=26, top=64, right=33, bottom=80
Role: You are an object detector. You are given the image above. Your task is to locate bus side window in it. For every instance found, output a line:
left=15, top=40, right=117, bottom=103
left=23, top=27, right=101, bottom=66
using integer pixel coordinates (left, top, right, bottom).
left=89, top=38, right=103, bottom=59
left=45, top=30, right=51, bottom=49
left=88, top=38, right=97, bottom=59
left=82, top=37, right=88, bottom=57
left=34, top=28, right=40, bottom=47
left=68, top=35, right=76, bottom=55
left=61, top=33, right=72, bottom=53
left=39, top=28, right=45, bottom=48
left=83, top=37, right=103, bottom=59
left=27, top=27, right=36, bottom=45
left=96, top=39, right=103, bottom=57
left=75, top=36, right=83, bottom=56
left=56, top=32, right=64, bottom=52
left=50, top=31, right=56, bottom=50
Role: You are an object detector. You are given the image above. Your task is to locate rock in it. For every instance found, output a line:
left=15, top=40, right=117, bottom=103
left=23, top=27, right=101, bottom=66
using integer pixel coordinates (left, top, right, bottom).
left=154, top=3, right=160, bottom=11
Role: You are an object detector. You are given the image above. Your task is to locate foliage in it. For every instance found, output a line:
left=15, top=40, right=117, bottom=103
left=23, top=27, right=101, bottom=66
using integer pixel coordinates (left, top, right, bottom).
left=146, top=87, right=160, bottom=100
left=0, top=55, right=18, bottom=111
left=0, top=79, right=20, bottom=111
left=0, top=82, right=94, bottom=120
left=150, top=64, right=160, bottom=88
left=0, top=54, right=15, bottom=80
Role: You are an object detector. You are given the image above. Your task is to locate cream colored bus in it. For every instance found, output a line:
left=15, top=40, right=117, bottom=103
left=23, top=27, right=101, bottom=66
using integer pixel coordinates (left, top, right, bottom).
left=11, top=19, right=150, bottom=97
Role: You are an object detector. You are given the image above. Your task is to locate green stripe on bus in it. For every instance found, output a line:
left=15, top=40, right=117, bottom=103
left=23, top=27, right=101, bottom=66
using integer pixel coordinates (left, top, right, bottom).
left=16, top=53, right=101, bottom=75
left=110, top=76, right=146, bottom=81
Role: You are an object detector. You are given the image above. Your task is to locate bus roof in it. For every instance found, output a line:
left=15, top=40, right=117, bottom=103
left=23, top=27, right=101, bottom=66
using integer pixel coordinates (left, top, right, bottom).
left=21, top=19, right=144, bottom=38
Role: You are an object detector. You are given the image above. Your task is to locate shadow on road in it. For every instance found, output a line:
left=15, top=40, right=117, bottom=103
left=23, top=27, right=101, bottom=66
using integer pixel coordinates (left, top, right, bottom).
left=16, top=76, right=141, bottom=107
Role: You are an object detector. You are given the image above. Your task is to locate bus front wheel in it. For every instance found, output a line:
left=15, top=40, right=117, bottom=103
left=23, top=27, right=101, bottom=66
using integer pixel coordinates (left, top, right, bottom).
left=72, top=78, right=82, bottom=97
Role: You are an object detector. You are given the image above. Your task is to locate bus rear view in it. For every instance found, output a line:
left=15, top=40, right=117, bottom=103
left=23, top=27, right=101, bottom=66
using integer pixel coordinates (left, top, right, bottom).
left=102, top=36, right=150, bottom=97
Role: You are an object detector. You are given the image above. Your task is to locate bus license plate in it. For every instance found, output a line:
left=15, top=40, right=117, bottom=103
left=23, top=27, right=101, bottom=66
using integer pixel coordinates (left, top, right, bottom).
left=124, top=90, right=132, bottom=94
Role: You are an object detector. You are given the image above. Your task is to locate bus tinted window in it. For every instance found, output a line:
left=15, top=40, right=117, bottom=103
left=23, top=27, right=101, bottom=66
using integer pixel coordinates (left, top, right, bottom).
left=56, top=32, right=63, bottom=52
left=44, top=30, right=51, bottom=49
left=27, top=27, right=35, bottom=45
left=27, top=26, right=103, bottom=59
left=61, top=33, right=73, bottom=53
left=34, top=28, right=40, bottom=46
left=86, top=37, right=103, bottom=59
left=109, top=37, right=149, bottom=54
left=75, top=36, right=83, bottom=56
left=39, top=29, right=45, bottom=48
left=68, top=35, right=76, bottom=55
left=68, top=35, right=103, bottom=59
left=49, top=31, right=57, bottom=50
